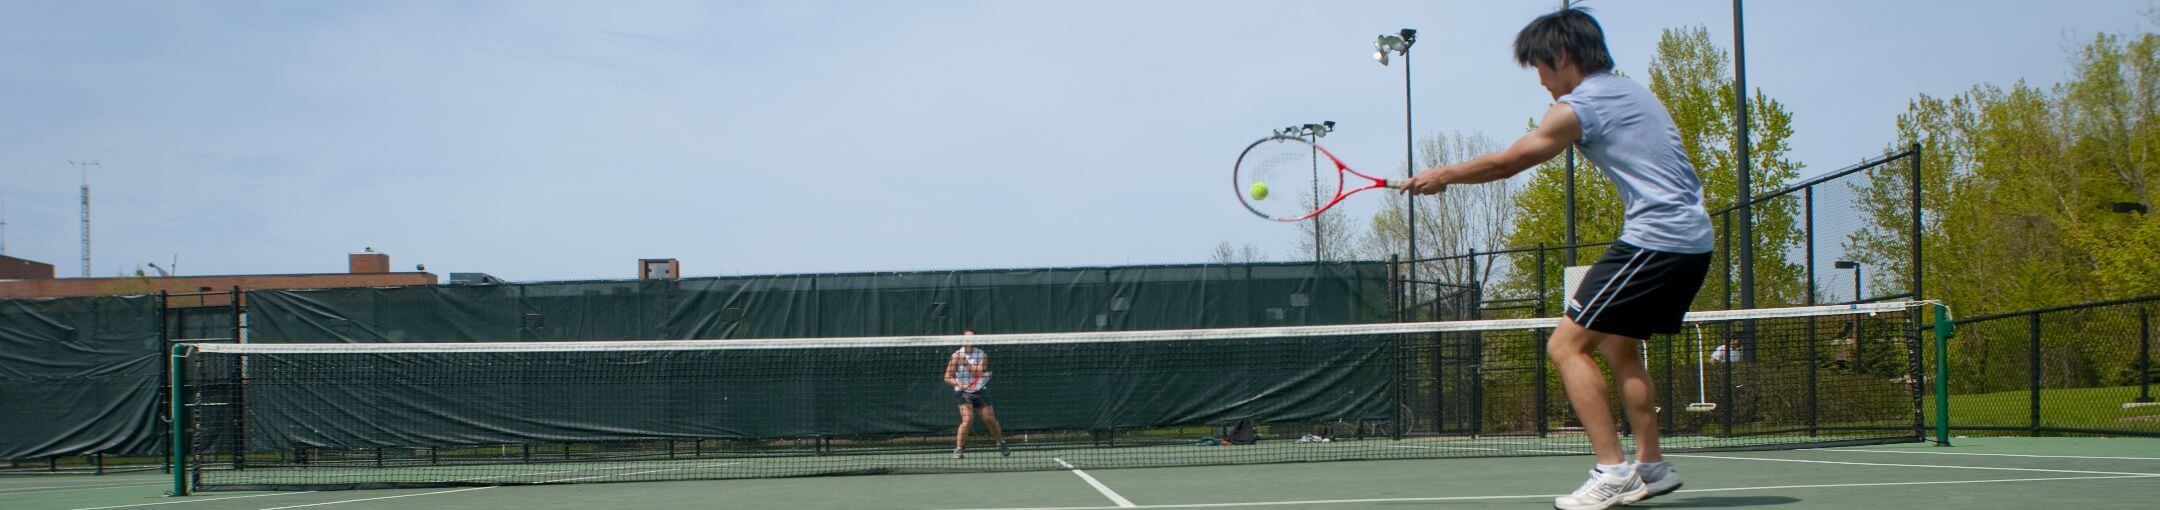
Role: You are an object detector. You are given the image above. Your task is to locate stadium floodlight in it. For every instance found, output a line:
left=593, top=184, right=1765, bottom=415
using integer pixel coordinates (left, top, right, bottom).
left=1373, top=32, right=1412, bottom=67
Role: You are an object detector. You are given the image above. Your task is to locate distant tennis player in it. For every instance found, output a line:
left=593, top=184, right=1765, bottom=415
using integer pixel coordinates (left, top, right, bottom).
left=945, top=330, right=1010, bottom=459
left=1405, top=7, right=1711, bottom=509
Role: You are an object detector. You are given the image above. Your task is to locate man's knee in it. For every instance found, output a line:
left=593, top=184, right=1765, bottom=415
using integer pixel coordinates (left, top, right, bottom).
left=1548, top=323, right=1601, bottom=361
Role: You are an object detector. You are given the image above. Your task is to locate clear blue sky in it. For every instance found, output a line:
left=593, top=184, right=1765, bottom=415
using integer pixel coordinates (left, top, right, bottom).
left=0, top=1, right=2150, bottom=281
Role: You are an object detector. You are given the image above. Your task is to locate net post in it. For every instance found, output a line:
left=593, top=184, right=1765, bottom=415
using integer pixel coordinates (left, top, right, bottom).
left=168, top=343, right=189, bottom=496
left=1933, top=303, right=1954, bottom=446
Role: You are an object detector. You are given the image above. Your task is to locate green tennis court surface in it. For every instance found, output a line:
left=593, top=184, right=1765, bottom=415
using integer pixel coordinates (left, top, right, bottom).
left=7, top=437, right=2155, bottom=510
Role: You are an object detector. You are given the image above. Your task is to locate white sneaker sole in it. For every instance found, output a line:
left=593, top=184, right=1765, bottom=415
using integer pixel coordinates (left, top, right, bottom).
left=1555, top=486, right=1649, bottom=510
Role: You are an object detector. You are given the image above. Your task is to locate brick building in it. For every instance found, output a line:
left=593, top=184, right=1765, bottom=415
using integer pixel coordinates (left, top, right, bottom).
left=0, top=252, right=437, bottom=306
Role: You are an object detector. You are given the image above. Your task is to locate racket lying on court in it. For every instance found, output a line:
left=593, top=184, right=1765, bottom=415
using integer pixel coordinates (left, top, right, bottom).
left=1233, top=135, right=1408, bottom=222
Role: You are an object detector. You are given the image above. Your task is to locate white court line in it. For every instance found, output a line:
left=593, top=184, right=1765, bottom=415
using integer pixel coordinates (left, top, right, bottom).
left=0, top=482, right=166, bottom=493
left=1053, top=458, right=1135, bottom=508
left=250, top=487, right=493, bottom=510
left=67, top=492, right=312, bottom=510
left=1670, top=453, right=2160, bottom=477
left=1383, top=445, right=1503, bottom=451
left=539, top=462, right=740, bottom=483
left=1516, top=449, right=1589, bottom=454
left=1811, top=449, right=2160, bottom=461
left=453, top=462, right=672, bottom=482
left=936, top=474, right=2160, bottom=510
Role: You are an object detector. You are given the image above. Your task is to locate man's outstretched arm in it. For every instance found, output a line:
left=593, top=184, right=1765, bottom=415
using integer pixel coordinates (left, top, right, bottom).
left=1406, top=103, right=1582, bottom=194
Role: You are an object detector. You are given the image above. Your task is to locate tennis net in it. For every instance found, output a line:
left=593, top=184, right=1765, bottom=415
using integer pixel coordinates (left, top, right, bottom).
left=173, top=301, right=1930, bottom=492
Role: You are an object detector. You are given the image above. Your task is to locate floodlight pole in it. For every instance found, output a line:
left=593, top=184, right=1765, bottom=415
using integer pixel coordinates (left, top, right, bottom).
left=1562, top=0, right=1577, bottom=266
left=1733, top=0, right=1754, bottom=312
left=1376, top=29, right=1416, bottom=308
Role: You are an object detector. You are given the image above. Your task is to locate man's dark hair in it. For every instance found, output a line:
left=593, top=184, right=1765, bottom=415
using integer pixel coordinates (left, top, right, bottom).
left=1513, top=7, right=1615, bottom=73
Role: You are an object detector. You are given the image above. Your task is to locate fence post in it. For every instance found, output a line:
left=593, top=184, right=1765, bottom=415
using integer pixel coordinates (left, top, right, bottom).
left=1722, top=321, right=1736, bottom=438
left=1722, top=214, right=1734, bottom=310
left=229, top=286, right=245, bottom=471
left=1536, top=327, right=1549, bottom=438
left=158, top=290, right=171, bottom=474
left=1807, top=315, right=1819, bottom=437
left=1535, top=243, right=1547, bottom=317
left=2028, top=313, right=2042, bottom=435
left=1910, top=143, right=1924, bottom=305
left=2139, top=306, right=2153, bottom=404
left=1805, top=188, right=1816, bottom=306
left=1387, top=254, right=1405, bottom=439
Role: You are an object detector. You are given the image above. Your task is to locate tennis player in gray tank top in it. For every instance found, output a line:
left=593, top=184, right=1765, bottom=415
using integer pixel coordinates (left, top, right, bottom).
left=1404, top=7, right=1711, bottom=510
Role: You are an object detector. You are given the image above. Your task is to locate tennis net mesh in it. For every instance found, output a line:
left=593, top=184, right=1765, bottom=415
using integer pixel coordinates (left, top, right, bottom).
left=175, top=302, right=1929, bottom=492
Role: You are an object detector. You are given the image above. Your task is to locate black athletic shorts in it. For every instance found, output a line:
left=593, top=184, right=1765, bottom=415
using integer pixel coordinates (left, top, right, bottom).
left=1564, top=241, right=1713, bottom=340
left=954, top=388, right=992, bottom=409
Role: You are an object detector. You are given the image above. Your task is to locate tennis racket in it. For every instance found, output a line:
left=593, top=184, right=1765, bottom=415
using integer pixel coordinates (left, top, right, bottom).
left=1233, top=135, right=1406, bottom=222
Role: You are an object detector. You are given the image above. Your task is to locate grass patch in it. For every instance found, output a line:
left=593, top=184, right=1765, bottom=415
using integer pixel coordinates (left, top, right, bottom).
left=1927, top=384, right=2160, bottom=433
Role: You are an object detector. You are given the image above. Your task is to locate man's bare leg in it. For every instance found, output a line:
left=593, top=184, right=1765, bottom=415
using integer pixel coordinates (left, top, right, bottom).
left=1597, top=336, right=1662, bottom=462
left=1548, top=319, right=1628, bottom=465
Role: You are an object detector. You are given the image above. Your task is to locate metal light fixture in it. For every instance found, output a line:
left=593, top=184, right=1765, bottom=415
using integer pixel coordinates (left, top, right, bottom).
left=1373, top=30, right=1414, bottom=67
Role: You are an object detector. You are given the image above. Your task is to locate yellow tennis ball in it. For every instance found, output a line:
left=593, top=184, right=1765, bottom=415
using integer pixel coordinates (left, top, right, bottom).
left=1249, top=182, right=1270, bottom=200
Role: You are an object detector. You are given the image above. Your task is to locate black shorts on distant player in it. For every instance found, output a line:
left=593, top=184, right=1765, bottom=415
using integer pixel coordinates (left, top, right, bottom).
left=953, top=388, right=991, bottom=409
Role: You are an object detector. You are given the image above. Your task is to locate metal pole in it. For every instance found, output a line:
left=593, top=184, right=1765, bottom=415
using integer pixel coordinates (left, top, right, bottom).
left=1911, top=143, right=1924, bottom=302
left=2139, top=306, right=2153, bottom=403
left=1733, top=0, right=1754, bottom=310
left=1805, top=189, right=1816, bottom=305
left=1403, top=37, right=1417, bottom=306
left=1311, top=132, right=1323, bottom=262
left=1565, top=149, right=1577, bottom=266
left=2029, top=313, right=2042, bottom=435
left=168, top=344, right=188, bottom=496
left=1562, top=0, right=1576, bottom=269
left=158, top=291, right=171, bottom=474
left=1534, top=243, right=1547, bottom=317
left=229, top=286, right=245, bottom=470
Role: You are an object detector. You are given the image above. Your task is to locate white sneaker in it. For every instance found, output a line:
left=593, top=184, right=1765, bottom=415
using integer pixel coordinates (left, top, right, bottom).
left=1635, top=461, right=1682, bottom=499
left=1553, top=467, right=1647, bottom=510
left=953, top=447, right=964, bottom=459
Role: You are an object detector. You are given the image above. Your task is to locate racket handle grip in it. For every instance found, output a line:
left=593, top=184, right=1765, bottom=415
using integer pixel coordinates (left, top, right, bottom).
left=1383, top=178, right=1408, bottom=189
